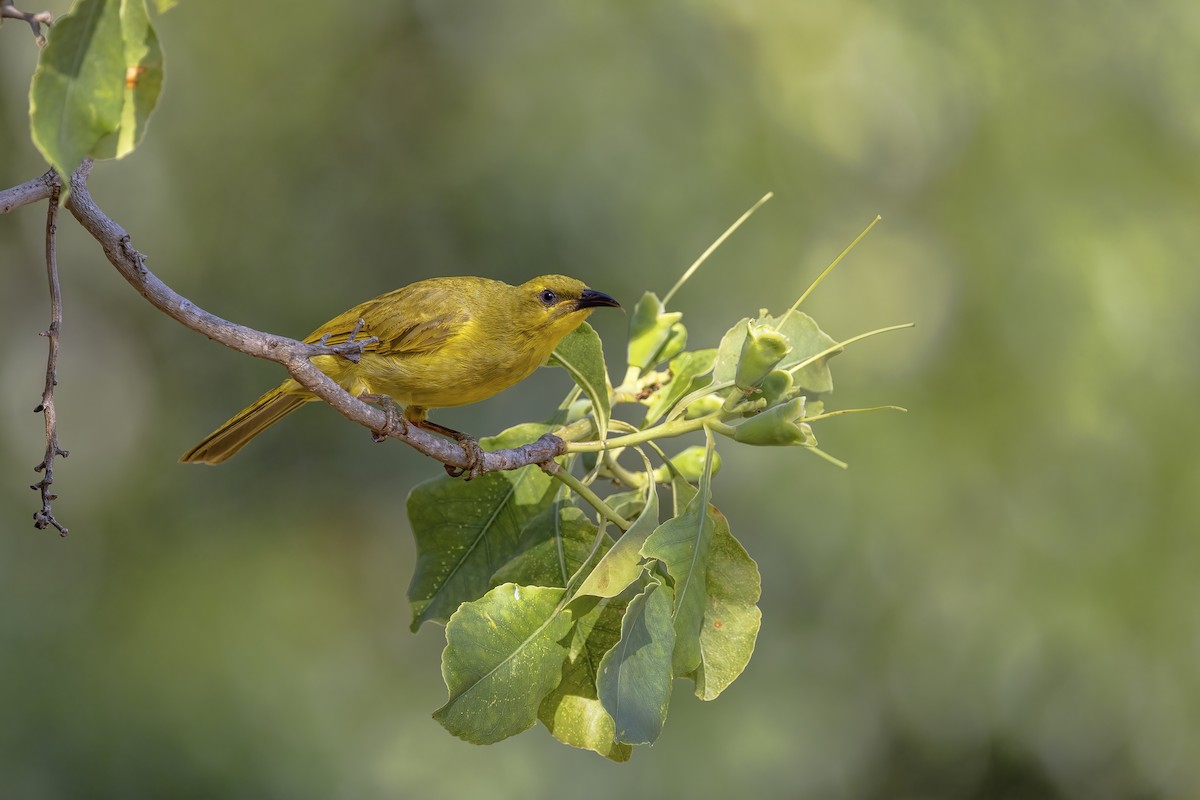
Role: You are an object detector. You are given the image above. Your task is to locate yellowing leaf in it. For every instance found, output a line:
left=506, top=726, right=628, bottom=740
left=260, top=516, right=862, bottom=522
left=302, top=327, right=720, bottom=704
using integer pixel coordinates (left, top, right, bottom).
left=539, top=599, right=632, bottom=761
left=574, top=478, right=660, bottom=599
left=688, top=508, right=761, bottom=700
left=30, top=0, right=164, bottom=176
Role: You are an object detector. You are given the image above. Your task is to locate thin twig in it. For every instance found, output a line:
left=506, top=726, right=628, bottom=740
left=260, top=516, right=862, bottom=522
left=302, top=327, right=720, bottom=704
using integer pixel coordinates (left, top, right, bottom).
left=31, top=183, right=68, bottom=535
left=5, top=160, right=568, bottom=476
left=1, top=0, right=53, bottom=46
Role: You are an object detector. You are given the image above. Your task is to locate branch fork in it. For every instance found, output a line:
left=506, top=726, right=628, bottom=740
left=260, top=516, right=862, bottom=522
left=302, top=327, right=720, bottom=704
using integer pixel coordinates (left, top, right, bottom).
left=1, top=0, right=52, bottom=45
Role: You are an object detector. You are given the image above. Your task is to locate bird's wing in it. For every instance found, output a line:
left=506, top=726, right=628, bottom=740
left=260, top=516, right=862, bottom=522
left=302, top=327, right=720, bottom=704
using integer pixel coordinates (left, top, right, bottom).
left=303, top=288, right=470, bottom=358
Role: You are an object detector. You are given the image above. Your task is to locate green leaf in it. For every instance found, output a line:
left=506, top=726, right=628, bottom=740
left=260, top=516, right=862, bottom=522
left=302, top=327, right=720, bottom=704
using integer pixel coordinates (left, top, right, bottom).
left=642, top=349, right=717, bottom=425
left=434, top=584, right=574, bottom=744
left=774, top=310, right=842, bottom=393
left=656, top=323, right=688, bottom=368
left=665, top=472, right=697, bottom=517
left=597, top=581, right=676, bottom=745
left=713, top=311, right=840, bottom=395
left=491, top=505, right=608, bottom=589
left=30, top=0, right=164, bottom=177
left=686, top=508, right=762, bottom=700
left=626, top=292, right=685, bottom=374
left=539, top=599, right=633, bottom=761
left=564, top=594, right=605, bottom=662
left=549, top=322, right=611, bottom=439
left=640, top=436, right=717, bottom=676
left=604, top=489, right=646, bottom=521
left=574, top=477, right=660, bottom=599
left=149, top=0, right=178, bottom=11
left=406, top=424, right=558, bottom=631
left=652, top=446, right=721, bottom=484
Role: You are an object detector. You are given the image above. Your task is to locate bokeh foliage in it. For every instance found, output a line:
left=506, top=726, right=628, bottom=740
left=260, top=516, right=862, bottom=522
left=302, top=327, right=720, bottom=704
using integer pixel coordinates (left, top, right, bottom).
left=3, top=0, right=1200, bottom=797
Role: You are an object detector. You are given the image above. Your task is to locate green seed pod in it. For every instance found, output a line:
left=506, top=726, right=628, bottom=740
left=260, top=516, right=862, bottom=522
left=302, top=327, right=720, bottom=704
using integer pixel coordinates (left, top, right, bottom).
left=759, top=369, right=794, bottom=405
left=683, top=393, right=723, bottom=419
left=731, top=397, right=815, bottom=446
left=735, top=321, right=792, bottom=392
left=567, top=398, right=594, bottom=423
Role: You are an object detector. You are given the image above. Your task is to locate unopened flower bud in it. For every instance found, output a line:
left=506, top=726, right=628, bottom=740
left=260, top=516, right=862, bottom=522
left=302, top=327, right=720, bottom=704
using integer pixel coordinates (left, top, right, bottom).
left=735, top=321, right=792, bottom=392
left=759, top=369, right=794, bottom=405
left=683, top=394, right=723, bottom=419
left=730, top=397, right=815, bottom=446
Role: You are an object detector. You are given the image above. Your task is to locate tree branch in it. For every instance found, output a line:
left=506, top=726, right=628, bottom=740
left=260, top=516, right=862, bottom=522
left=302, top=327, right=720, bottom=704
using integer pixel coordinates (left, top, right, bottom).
left=4, top=160, right=566, bottom=476
left=0, top=169, right=56, bottom=214
left=0, top=0, right=52, bottom=46
left=31, top=182, right=68, bottom=535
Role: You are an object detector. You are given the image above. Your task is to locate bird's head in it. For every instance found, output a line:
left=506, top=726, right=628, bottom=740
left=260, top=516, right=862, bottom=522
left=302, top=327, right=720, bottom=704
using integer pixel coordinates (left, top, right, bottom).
left=514, top=274, right=621, bottom=344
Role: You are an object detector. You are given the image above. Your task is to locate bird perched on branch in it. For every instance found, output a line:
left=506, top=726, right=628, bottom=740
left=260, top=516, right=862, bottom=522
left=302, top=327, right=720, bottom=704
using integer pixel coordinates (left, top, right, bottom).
left=180, top=274, right=620, bottom=470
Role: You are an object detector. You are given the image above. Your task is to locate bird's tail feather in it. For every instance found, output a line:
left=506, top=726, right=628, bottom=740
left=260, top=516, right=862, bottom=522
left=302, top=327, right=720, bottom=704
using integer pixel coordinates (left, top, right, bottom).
left=180, top=384, right=309, bottom=465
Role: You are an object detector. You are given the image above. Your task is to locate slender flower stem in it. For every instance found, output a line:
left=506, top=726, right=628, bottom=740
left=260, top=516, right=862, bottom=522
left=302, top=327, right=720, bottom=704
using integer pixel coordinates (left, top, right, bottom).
left=786, top=323, right=915, bottom=378
left=547, top=466, right=631, bottom=532
left=602, top=450, right=648, bottom=488
left=565, top=414, right=711, bottom=453
left=805, top=405, right=907, bottom=423
left=665, top=379, right=735, bottom=424
left=662, top=192, right=773, bottom=306
left=775, top=214, right=882, bottom=329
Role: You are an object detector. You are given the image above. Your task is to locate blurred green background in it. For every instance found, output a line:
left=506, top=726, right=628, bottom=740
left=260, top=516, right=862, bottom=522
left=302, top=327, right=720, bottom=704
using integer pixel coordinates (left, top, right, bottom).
left=3, top=1, right=1199, bottom=797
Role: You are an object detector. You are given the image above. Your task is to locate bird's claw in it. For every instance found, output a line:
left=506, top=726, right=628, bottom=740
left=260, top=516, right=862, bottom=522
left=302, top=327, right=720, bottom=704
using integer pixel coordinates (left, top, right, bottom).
left=444, top=435, right=485, bottom=480
left=359, top=393, right=405, bottom=442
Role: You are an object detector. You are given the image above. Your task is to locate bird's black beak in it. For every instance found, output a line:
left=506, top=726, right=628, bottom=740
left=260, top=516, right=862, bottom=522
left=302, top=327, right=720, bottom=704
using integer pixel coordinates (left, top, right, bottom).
left=575, top=288, right=621, bottom=311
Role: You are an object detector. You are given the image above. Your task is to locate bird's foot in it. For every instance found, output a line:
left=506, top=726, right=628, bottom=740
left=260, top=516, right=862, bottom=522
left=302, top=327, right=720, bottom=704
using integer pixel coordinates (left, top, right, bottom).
left=359, top=393, right=406, bottom=442
left=408, top=416, right=485, bottom=480
left=444, top=434, right=485, bottom=480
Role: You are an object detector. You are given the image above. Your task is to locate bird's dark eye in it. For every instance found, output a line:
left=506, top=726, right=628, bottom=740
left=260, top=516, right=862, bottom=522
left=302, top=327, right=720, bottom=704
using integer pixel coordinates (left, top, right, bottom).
left=538, top=289, right=557, bottom=306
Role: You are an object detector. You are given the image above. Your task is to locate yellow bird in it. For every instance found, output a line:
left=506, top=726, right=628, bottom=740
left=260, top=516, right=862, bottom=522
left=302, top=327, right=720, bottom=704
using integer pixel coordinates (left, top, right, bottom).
left=180, top=274, right=620, bottom=466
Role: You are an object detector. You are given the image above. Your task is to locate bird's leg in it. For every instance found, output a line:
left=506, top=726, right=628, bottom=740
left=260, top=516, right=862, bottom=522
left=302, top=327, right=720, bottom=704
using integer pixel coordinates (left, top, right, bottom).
left=357, top=393, right=406, bottom=442
left=414, top=419, right=486, bottom=480
left=358, top=397, right=484, bottom=478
